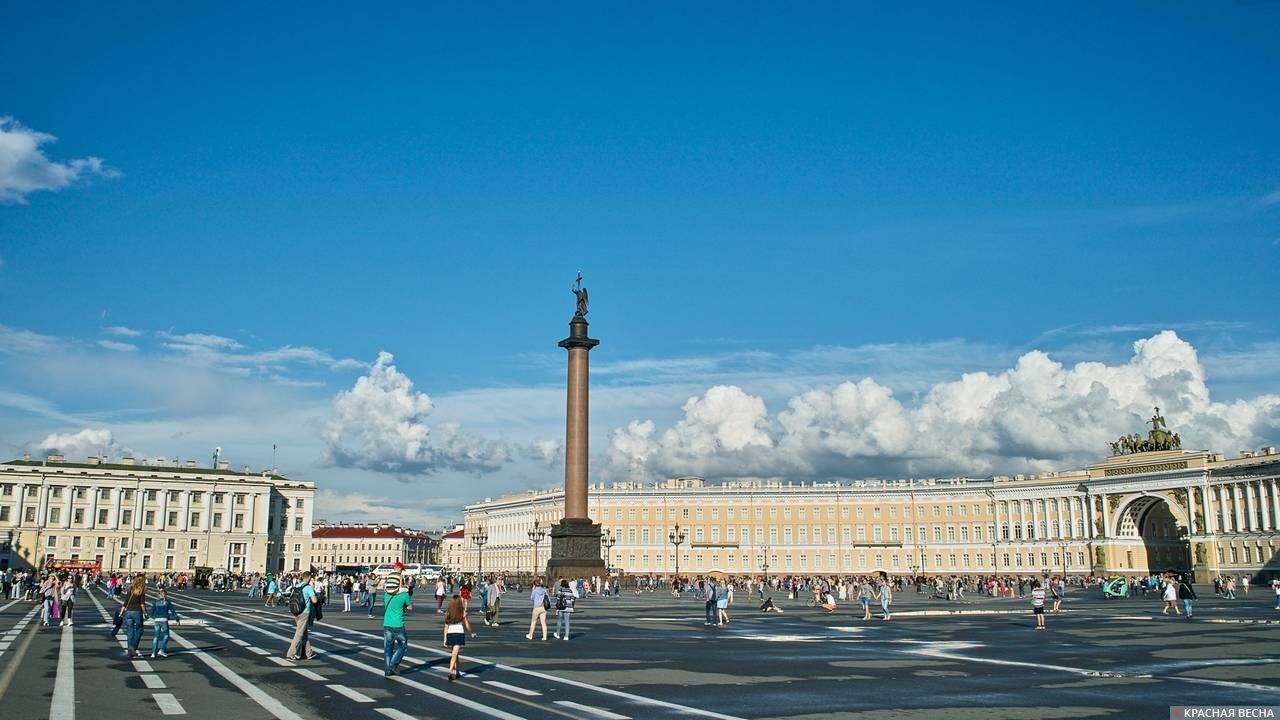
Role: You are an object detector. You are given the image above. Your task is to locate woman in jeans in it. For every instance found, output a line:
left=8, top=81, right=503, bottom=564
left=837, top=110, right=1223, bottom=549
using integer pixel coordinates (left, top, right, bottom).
left=525, top=578, right=549, bottom=641
left=120, top=576, right=149, bottom=658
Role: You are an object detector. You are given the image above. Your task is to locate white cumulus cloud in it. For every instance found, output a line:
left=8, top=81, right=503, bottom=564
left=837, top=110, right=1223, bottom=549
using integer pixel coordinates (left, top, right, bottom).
left=0, top=116, right=119, bottom=204
left=322, top=351, right=512, bottom=475
left=607, top=331, right=1280, bottom=482
left=29, top=427, right=130, bottom=460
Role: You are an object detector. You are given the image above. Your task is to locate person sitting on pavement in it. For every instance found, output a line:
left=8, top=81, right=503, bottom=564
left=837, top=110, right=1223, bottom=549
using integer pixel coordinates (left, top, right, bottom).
left=820, top=590, right=837, bottom=614
left=760, top=597, right=785, bottom=613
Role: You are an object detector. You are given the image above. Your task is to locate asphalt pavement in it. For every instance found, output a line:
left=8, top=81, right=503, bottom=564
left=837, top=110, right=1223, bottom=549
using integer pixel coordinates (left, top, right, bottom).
left=1, top=582, right=1277, bottom=719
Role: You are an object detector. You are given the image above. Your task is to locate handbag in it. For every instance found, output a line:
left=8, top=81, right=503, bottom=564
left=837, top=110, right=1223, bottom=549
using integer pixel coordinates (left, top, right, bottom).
left=542, top=594, right=551, bottom=611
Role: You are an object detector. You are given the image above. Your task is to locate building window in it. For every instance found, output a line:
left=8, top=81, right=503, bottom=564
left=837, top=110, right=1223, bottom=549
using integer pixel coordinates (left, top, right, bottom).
left=213, top=493, right=225, bottom=504
left=71, top=536, right=81, bottom=547
left=296, top=499, right=304, bottom=510
left=142, top=555, right=151, bottom=569
left=191, top=512, right=200, bottom=526
left=189, top=539, right=198, bottom=550
left=51, top=487, right=63, bottom=499
left=121, top=509, right=132, bottom=525
left=212, top=512, right=222, bottom=527
left=235, top=494, right=246, bottom=505
left=167, top=538, right=176, bottom=550
left=146, top=490, right=157, bottom=502
left=97, top=509, right=109, bottom=524
left=294, top=517, right=303, bottom=531
left=167, top=511, right=178, bottom=526
left=48, top=508, right=61, bottom=524
left=145, top=510, right=155, bottom=526
left=234, top=514, right=244, bottom=529
left=144, top=538, right=153, bottom=549
left=0, top=506, right=9, bottom=522
left=188, top=557, right=197, bottom=569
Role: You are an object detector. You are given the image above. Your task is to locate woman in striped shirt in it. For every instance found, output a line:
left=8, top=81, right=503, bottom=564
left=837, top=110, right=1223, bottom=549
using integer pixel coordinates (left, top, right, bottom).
left=1031, top=579, right=1046, bottom=631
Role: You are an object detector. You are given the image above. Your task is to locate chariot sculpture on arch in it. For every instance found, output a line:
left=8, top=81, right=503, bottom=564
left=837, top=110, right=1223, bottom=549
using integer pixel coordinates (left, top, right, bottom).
left=1108, top=406, right=1183, bottom=455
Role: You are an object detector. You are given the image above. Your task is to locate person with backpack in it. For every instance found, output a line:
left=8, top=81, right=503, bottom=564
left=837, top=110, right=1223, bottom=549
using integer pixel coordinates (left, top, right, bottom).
left=525, top=577, right=549, bottom=641
left=552, top=578, right=579, bottom=641
left=286, top=571, right=318, bottom=661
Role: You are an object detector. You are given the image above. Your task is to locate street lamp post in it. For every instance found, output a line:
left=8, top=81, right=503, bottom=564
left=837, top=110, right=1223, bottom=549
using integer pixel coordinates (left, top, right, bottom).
left=761, top=543, right=770, bottom=587
left=109, top=538, right=118, bottom=572
left=265, top=540, right=275, bottom=574
left=668, top=523, right=686, bottom=581
left=1060, top=542, right=1069, bottom=578
left=527, top=521, right=546, bottom=584
left=472, top=526, right=488, bottom=580
left=602, top=530, right=616, bottom=573
left=985, top=489, right=999, bottom=574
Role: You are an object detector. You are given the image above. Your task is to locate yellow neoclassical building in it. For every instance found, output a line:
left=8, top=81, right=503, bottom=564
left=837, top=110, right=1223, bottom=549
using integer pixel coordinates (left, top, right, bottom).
left=461, top=441, right=1280, bottom=582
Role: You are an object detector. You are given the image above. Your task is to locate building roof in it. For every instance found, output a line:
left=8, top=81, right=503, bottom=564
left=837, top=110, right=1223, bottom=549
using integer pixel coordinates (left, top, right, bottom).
left=312, top=523, right=430, bottom=540
left=441, top=528, right=465, bottom=540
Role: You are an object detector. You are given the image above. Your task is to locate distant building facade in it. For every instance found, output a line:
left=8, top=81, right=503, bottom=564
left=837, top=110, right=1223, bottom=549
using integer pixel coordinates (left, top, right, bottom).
left=0, top=453, right=315, bottom=574
left=309, top=522, right=432, bottom=571
left=462, top=443, right=1280, bottom=581
left=438, top=525, right=466, bottom=572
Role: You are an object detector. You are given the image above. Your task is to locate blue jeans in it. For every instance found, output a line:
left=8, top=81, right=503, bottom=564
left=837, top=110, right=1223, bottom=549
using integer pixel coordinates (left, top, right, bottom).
left=383, top=627, right=407, bottom=670
left=555, top=610, right=572, bottom=638
left=151, top=621, right=170, bottom=654
left=124, top=610, right=144, bottom=652
left=1182, top=599, right=1193, bottom=617
left=365, top=594, right=376, bottom=616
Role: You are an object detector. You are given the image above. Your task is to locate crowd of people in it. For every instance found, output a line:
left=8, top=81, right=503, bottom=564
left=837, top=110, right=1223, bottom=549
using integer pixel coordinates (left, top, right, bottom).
left=3, top=562, right=1278, bottom=686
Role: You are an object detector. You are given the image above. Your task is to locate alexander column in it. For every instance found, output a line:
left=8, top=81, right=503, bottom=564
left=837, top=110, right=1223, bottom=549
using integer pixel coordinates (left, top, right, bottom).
left=546, top=273, right=607, bottom=581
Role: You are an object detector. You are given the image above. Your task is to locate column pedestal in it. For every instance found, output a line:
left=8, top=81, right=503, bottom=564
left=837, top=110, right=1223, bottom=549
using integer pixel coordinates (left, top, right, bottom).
left=547, top=518, right=606, bottom=582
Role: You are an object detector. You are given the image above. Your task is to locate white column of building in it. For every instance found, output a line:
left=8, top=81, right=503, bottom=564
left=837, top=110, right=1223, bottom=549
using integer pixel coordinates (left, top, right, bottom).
left=224, top=492, right=234, bottom=532
left=1185, top=486, right=1197, bottom=534
left=1215, top=486, right=1228, bottom=533
left=1244, top=482, right=1258, bottom=532
left=202, top=491, right=213, bottom=531
left=1068, top=496, right=1078, bottom=538
left=87, top=486, right=99, bottom=529
left=1228, top=481, right=1239, bottom=532
left=61, top=487, right=74, bottom=529
left=36, top=486, right=51, bottom=527
left=134, top=487, right=145, bottom=530
left=1256, top=481, right=1271, bottom=532
left=1029, top=498, right=1039, bottom=540
left=181, top=491, right=192, bottom=531
left=1200, top=484, right=1215, bottom=534
left=14, top=483, right=26, bottom=527
left=158, top=488, right=170, bottom=530
left=1099, top=493, right=1111, bottom=538
left=1084, top=495, right=1095, bottom=539
left=1270, top=480, right=1280, bottom=532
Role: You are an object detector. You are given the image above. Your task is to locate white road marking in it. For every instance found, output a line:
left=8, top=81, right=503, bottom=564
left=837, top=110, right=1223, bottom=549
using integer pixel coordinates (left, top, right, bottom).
left=133, top=660, right=155, bottom=673
left=374, top=709, right=418, bottom=720
left=554, top=701, right=630, bottom=719
left=0, top=599, right=22, bottom=613
left=203, top=610, right=526, bottom=720
left=187, top=594, right=747, bottom=720
left=0, top=642, right=11, bottom=651
left=326, top=684, right=375, bottom=703
left=231, top=638, right=252, bottom=646
left=141, top=673, right=167, bottom=689
left=168, top=629, right=306, bottom=720
left=50, top=624, right=75, bottom=720
left=335, top=637, right=357, bottom=645
left=153, top=693, right=186, bottom=715
left=483, top=680, right=541, bottom=696
left=267, top=656, right=296, bottom=667
left=292, top=668, right=326, bottom=681
left=247, top=646, right=272, bottom=656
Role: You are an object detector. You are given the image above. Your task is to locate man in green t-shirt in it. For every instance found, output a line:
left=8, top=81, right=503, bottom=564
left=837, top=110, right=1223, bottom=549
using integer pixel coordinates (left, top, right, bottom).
left=382, top=587, right=412, bottom=676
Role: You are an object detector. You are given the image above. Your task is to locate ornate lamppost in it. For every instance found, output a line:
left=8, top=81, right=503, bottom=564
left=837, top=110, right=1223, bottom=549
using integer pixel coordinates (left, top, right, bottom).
left=527, top=521, right=546, bottom=583
left=472, top=525, right=488, bottom=579
left=761, top=543, right=771, bottom=587
left=669, top=523, right=686, bottom=581
left=601, top=530, right=616, bottom=573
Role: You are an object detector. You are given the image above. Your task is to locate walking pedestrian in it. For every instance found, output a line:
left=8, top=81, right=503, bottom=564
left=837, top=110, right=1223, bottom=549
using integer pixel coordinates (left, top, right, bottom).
left=342, top=576, right=353, bottom=613
left=553, top=578, right=578, bottom=640
left=1160, top=575, right=1180, bottom=616
left=435, top=577, right=447, bottom=614
left=121, top=576, right=149, bottom=657
left=525, top=578, right=549, bottom=641
left=443, top=594, right=476, bottom=680
left=382, top=584, right=413, bottom=676
left=484, top=577, right=504, bottom=627
left=149, top=589, right=179, bottom=657
left=1177, top=574, right=1197, bottom=621
left=878, top=578, right=893, bottom=621
left=59, top=577, right=76, bottom=627
left=1031, top=579, right=1046, bottom=630
left=285, top=571, right=318, bottom=661
left=858, top=578, right=874, bottom=621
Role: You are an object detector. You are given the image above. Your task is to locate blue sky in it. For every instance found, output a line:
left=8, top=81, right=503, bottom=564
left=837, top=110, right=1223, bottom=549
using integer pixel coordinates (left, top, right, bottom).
left=2, top=4, right=1278, bottom=528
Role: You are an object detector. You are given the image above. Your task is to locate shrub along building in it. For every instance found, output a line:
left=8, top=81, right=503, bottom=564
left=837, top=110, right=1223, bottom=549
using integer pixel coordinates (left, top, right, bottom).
left=461, top=411, right=1280, bottom=582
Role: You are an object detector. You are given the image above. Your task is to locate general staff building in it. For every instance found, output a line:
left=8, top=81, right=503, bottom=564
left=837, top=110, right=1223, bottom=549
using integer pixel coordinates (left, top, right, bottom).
left=461, top=445, right=1280, bottom=581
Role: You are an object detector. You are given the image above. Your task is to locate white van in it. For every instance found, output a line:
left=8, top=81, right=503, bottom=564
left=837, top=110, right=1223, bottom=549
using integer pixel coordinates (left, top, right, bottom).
left=420, top=565, right=446, bottom=580
left=371, top=564, right=396, bottom=577
left=402, top=563, right=423, bottom=577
